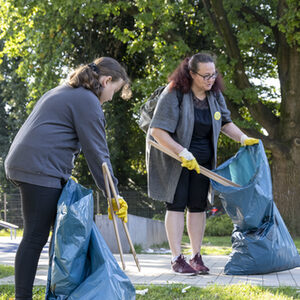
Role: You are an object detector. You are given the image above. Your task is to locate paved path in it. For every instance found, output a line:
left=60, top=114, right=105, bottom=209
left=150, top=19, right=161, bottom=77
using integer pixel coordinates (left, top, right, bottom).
left=0, top=237, right=299, bottom=288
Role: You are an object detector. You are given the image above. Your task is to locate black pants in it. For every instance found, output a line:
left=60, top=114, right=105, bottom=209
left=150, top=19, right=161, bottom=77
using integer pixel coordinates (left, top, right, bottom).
left=15, top=182, right=62, bottom=300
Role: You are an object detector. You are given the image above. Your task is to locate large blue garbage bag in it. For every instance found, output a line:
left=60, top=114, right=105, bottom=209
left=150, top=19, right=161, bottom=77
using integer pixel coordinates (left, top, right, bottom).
left=211, top=142, right=273, bottom=231
left=211, top=141, right=300, bottom=275
left=45, top=179, right=136, bottom=300
left=224, top=202, right=300, bottom=275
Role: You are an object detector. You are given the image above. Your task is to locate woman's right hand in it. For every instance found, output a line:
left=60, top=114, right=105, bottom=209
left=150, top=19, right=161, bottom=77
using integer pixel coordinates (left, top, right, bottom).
left=178, top=148, right=200, bottom=174
left=107, top=196, right=128, bottom=223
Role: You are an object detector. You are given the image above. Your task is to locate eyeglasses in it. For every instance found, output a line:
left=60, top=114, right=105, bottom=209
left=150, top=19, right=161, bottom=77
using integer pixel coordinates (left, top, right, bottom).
left=193, top=71, right=218, bottom=81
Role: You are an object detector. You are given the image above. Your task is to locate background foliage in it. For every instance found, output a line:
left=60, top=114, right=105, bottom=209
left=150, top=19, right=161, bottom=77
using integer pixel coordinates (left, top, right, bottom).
left=1, top=0, right=300, bottom=235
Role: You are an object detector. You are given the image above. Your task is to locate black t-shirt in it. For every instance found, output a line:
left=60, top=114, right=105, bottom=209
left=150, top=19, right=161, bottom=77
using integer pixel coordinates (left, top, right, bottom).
left=189, top=97, right=213, bottom=164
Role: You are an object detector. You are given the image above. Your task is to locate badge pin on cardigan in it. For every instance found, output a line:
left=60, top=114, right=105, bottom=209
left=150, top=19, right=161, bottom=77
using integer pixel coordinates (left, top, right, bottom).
left=147, top=139, right=240, bottom=188
left=102, top=162, right=141, bottom=272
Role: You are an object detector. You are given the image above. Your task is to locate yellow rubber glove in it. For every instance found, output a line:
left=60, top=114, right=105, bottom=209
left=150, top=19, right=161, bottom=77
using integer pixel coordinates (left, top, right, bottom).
left=178, top=148, right=200, bottom=174
left=108, top=196, right=128, bottom=223
left=240, top=134, right=259, bottom=146
left=70, top=176, right=78, bottom=183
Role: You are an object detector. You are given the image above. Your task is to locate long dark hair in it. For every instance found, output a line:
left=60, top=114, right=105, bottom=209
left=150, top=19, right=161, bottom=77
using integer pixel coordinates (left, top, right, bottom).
left=168, top=52, right=224, bottom=94
left=68, top=57, right=131, bottom=99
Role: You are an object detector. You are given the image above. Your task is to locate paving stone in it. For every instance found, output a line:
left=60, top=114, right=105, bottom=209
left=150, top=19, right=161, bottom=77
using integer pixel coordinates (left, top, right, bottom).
left=277, top=270, right=297, bottom=286
left=247, top=275, right=263, bottom=286
left=262, top=273, right=279, bottom=287
left=230, top=275, right=248, bottom=284
left=214, top=274, right=233, bottom=285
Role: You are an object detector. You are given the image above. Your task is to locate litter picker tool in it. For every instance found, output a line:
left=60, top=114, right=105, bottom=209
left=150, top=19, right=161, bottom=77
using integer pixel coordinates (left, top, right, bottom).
left=102, top=162, right=141, bottom=272
left=103, top=164, right=125, bottom=270
left=147, top=139, right=240, bottom=188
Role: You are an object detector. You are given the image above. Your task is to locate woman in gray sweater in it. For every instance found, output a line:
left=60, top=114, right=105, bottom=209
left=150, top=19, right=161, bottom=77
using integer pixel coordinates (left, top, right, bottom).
left=5, top=57, right=130, bottom=300
left=148, top=53, right=258, bottom=275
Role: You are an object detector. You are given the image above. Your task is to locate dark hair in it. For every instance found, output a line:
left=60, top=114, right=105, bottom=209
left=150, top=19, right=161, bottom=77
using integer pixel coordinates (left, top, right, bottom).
left=68, top=57, right=131, bottom=100
left=168, top=52, right=224, bottom=94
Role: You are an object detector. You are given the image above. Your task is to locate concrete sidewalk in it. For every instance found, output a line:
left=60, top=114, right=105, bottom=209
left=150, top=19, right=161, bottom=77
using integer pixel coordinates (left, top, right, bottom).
left=0, top=237, right=299, bottom=288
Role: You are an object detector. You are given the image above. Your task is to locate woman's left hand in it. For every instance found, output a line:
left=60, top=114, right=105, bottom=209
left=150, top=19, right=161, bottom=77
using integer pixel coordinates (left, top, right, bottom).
left=240, top=134, right=259, bottom=146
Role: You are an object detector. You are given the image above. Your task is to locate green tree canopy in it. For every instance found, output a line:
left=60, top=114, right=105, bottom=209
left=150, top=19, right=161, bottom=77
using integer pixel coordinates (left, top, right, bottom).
left=1, top=0, right=300, bottom=235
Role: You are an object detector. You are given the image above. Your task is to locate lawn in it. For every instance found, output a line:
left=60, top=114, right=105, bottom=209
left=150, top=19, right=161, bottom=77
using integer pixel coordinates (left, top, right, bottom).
left=0, top=265, right=14, bottom=279
left=182, top=235, right=233, bottom=256
left=181, top=235, right=300, bottom=256
left=0, top=229, right=23, bottom=237
left=0, top=284, right=299, bottom=299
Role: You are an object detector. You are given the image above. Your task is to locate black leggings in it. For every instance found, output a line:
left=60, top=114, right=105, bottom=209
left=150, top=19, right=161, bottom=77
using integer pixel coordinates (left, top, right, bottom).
left=15, top=182, right=62, bottom=300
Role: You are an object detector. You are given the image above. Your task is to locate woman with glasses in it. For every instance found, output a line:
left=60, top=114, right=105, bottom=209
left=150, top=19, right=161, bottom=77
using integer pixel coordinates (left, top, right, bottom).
left=147, top=52, right=258, bottom=275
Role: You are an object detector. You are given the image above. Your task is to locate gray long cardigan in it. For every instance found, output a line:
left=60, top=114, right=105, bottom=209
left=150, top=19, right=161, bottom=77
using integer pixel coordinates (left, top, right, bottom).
left=146, top=84, right=232, bottom=204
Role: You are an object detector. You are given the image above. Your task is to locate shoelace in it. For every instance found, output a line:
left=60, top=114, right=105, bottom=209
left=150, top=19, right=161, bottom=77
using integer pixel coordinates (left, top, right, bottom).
left=193, top=255, right=204, bottom=265
left=178, top=255, right=187, bottom=267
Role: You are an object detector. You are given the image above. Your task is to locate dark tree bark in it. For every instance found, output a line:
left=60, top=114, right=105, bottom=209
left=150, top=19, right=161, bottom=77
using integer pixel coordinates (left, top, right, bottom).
left=203, top=0, right=300, bottom=236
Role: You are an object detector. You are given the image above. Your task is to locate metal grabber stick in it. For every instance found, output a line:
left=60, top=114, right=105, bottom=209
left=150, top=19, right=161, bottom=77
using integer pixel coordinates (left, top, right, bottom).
left=147, top=139, right=240, bottom=188
left=102, top=162, right=141, bottom=272
left=103, top=164, right=126, bottom=270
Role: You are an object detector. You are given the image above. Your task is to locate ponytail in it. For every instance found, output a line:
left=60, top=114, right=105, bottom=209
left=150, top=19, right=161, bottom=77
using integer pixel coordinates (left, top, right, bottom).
left=68, top=57, right=131, bottom=100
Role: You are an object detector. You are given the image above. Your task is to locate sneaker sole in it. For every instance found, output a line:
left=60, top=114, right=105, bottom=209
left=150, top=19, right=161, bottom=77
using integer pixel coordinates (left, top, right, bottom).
left=197, top=270, right=209, bottom=275
left=172, top=270, right=199, bottom=276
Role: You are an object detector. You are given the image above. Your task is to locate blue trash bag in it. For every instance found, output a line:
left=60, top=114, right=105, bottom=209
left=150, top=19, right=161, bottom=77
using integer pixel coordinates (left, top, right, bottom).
left=211, top=141, right=273, bottom=231
left=224, top=202, right=300, bottom=275
left=45, top=179, right=136, bottom=300
left=211, top=141, right=300, bottom=275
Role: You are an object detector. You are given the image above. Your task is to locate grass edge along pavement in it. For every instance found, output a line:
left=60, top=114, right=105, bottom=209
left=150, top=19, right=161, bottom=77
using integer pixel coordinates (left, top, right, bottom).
left=1, top=228, right=299, bottom=256
left=0, top=284, right=299, bottom=299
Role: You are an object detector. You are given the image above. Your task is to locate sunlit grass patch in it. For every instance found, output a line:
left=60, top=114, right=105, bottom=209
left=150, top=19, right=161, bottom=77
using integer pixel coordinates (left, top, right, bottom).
left=0, top=283, right=299, bottom=299
left=0, top=265, right=14, bottom=279
left=135, top=284, right=300, bottom=300
left=182, top=235, right=232, bottom=256
left=0, top=285, right=45, bottom=299
left=0, top=229, right=23, bottom=237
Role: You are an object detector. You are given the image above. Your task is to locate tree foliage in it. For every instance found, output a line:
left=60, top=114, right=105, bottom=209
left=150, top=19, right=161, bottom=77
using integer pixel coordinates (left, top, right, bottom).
left=1, top=0, right=300, bottom=234
left=201, top=0, right=300, bottom=235
left=0, top=0, right=213, bottom=190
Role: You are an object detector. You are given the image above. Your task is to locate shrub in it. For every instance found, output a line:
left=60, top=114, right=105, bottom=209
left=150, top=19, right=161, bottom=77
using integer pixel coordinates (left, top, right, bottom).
left=205, top=214, right=233, bottom=236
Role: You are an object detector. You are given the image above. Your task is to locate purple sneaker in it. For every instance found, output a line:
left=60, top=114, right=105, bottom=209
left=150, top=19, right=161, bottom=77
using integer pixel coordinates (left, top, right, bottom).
left=171, top=254, right=198, bottom=275
left=189, top=253, right=209, bottom=274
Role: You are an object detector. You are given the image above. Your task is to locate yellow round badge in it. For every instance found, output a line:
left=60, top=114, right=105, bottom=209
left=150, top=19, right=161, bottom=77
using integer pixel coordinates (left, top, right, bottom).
left=214, top=111, right=221, bottom=120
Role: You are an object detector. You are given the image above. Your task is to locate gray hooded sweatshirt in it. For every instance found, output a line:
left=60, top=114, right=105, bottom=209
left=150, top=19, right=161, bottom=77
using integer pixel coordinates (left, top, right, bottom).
left=5, top=83, right=118, bottom=194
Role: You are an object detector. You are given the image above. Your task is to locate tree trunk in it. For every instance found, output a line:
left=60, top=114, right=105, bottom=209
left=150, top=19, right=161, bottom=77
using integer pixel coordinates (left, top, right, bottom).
left=275, top=0, right=300, bottom=235
left=203, top=0, right=300, bottom=236
left=271, top=145, right=300, bottom=237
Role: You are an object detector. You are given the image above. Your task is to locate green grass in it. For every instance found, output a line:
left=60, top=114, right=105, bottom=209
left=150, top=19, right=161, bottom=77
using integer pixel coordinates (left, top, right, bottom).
left=0, top=284, right=299, bottom=299
left=181, top=235, right=300, bottom=256
left=0, top=266, right=14, bottom=279
left=0, top=285, right=45, bottom=299
left=146, top=235, right=232, bottom=256
left=147, top=235, right=300, bottom=256
left=294, top=238, right=300, bottom=253
left=135, top=284, right=300, bottom=299
left=0, top=229, right=23, bottom=237
left=181, top=235, right=232, bottom=256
